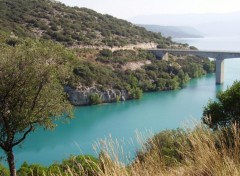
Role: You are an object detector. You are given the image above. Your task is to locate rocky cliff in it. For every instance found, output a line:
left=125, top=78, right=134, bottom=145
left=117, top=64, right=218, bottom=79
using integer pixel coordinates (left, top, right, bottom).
left=64, top=86, right=130, bottom=106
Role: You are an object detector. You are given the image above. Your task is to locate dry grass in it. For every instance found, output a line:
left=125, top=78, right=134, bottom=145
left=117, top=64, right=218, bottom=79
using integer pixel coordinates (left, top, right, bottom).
left=42, top=124, right=240, bottom=176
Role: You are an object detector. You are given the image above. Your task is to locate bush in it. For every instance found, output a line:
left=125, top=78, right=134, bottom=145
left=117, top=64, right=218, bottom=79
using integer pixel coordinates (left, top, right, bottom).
left=136, top=129, right=189, bottom=166
left=89, top=93, right=102, bottom=105
left=203, top=81, right=240, bottom=129
left=17, top=155, right=100, bottom=176
left=129, top=87, right=142, bottom=99
left=0, top=164, right=9, bottom=176
left=17, top=162, right=47, bottom=176
left=100, top=49, right=112, bottom=57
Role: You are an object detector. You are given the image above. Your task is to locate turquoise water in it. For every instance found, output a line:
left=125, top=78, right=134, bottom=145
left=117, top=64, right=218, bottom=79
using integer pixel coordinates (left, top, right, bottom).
left=2, top=36, right=240, bottom=168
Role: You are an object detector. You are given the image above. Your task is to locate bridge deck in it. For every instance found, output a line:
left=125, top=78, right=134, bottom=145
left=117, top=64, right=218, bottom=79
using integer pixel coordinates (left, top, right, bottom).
left=149, top=49, right=240, bottom=59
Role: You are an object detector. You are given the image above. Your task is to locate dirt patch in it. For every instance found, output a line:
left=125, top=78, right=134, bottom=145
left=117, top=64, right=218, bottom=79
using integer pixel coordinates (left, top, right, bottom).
left=122, top=60, right=151, bottom=71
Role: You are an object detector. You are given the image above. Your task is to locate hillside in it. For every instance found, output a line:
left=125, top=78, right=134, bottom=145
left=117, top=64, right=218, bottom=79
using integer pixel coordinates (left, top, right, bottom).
left=0, top=0, right=172, bottom=47
left=0, top=0, right=215, bottom=106
left=137, top=24, right=203, bottom=38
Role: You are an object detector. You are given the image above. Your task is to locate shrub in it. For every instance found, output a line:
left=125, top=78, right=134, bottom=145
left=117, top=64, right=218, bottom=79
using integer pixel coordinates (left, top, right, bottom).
left=203, top=81, right=240, bottom=129
left=0, top=164, right=9, bottom=176
left=100, top=49, right=112, bottom=57
left=89, top=93, right=102, bottom=105
left=136, top=129, right=189, bottom=167
left=17, top=162, right=47, bottom=176
left=129, top=87, right=142, bottom=99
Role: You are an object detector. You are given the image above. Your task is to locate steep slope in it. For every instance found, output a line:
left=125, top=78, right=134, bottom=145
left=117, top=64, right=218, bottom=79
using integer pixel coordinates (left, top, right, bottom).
left=0, top=0, right=171, bottom=47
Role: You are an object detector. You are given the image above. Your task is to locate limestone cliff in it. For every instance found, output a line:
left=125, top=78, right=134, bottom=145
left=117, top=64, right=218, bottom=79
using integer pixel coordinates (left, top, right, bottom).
left=64, top=86, right=130, bottom=106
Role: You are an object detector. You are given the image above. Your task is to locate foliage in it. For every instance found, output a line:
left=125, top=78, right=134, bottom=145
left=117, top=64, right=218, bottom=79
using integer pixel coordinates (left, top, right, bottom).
left=0, top=164, right=9, bottom=176
left=203, top=81, right=240, bottom=129
left=0, top=39, right=72, bottom=175
left=99, top=49, right=113, bottom=57
left=17, top=162, right=47, bottom=176
left=177, top=55, right=215, bottom=78
left=89, top=93, right=102, bottom=105
left=16, top=155, right=99, bottom=176
left=74, top=48, right=215, bottom=103
left=136, top=129, right=189, bottom=166
left=116, top=95, right=121, bottom=102
left=0, top=0, right=173, bottom=47
left=129, top=87, right=143, bottom=99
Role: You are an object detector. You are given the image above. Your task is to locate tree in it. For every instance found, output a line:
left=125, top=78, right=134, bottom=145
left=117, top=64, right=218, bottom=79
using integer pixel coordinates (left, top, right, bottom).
left=203, top=81, right=240, bottom=129
left=0, top=40, right=73, bottom=176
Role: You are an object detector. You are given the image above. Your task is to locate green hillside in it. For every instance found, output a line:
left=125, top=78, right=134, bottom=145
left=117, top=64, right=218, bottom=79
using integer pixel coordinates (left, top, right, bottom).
left=0, top=0, right=172, bottom=47
left=0, top=0, right=215, bottom=105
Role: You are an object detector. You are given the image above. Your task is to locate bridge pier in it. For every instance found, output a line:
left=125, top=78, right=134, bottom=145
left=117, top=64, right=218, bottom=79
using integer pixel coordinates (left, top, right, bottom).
left=149, top=49, right=240, bottom=84
left=216, top=58, right=224, bottom=84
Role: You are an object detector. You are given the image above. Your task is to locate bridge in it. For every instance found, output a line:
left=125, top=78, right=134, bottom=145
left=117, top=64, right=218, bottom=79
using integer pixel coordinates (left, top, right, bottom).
left=149, top=49, right=240, bottom=84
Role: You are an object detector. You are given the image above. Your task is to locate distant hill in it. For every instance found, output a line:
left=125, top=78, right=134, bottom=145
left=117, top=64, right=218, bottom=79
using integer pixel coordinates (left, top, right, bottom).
left=129, top=12, right=240, bottom=37
left=137, top=24, right=203, bottom=38
left=0, top=0, right=173, bottom=47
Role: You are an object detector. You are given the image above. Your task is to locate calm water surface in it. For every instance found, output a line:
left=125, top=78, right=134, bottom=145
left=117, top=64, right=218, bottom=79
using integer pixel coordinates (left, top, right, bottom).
left=3, top=36, right=240, bottom=168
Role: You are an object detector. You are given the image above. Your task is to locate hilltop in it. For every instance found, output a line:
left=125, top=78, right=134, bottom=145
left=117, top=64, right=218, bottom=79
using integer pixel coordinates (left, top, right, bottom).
left=0, top=0, right=172, bottom=47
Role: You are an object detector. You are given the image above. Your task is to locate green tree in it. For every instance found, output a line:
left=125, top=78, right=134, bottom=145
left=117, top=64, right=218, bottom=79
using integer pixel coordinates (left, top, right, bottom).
left=0, top=40, right=72, bottom=176
left=203, top=81, right=240, bottom=129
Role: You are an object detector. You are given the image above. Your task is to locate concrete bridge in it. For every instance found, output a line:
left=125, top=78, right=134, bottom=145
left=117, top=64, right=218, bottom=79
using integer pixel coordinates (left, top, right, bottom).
left=149, top=49, right=240, bottom=84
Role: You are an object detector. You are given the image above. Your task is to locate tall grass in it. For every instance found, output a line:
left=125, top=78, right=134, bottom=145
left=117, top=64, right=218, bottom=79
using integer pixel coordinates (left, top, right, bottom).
left=12, top=123, right=240, bottom=175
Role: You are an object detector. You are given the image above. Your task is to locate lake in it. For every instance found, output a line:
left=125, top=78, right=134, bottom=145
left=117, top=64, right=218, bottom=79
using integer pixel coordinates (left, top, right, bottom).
left=3, top=36, right=240, bottom=168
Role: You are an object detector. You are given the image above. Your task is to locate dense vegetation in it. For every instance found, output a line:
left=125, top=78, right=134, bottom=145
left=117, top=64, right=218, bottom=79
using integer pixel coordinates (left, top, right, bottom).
left=0, top=27, right=215, bottom=102
left=0, top=0, right=175, bottom=47
left=203, top=81, right=240, bottom=129
left=0, top=154, right=99, bottom=176
left=72, top=48, right=215, bottom=94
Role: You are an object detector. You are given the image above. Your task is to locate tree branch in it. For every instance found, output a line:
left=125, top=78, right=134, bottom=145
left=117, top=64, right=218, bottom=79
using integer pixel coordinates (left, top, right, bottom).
left=12, top=126, right=33, bottom=147
left=30, top=78, right=45, bottom=112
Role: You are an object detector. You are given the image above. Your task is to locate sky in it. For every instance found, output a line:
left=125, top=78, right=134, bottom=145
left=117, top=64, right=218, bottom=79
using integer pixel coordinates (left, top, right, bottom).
left=58, top=0, right=240, bottom=19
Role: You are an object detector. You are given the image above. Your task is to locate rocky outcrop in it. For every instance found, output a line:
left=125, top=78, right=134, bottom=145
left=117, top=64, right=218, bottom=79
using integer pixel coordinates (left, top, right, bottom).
left=64, top=85, right=130, bottom=106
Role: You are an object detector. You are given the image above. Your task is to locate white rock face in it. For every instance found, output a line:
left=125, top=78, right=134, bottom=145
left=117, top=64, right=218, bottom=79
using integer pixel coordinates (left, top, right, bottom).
left=64, top=86, right=129, bottom=106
